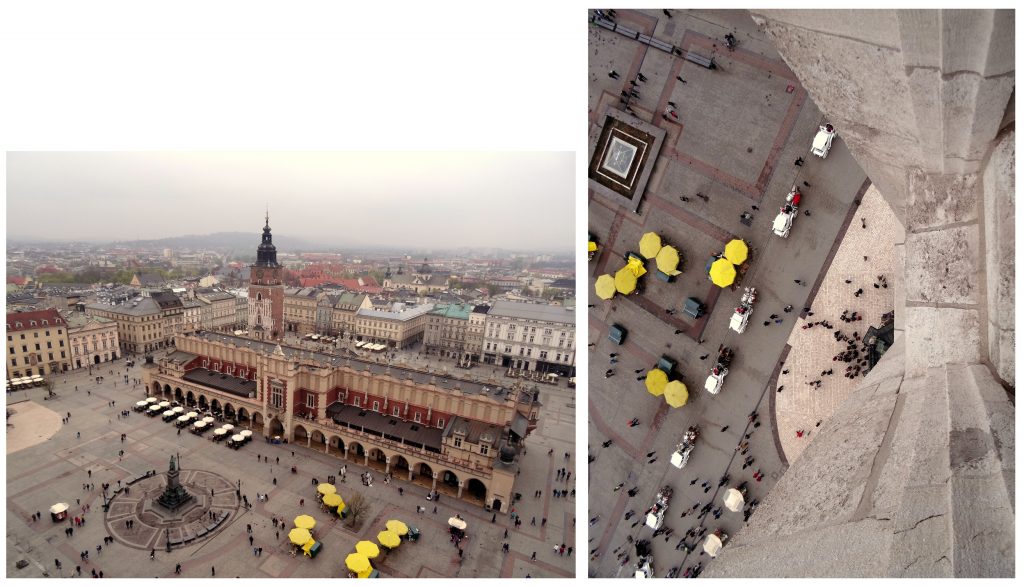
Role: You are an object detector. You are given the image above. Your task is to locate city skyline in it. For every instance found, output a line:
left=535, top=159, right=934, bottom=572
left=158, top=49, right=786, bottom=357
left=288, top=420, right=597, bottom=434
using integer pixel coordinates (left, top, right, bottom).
left=6, top=151, right=574, bottom=251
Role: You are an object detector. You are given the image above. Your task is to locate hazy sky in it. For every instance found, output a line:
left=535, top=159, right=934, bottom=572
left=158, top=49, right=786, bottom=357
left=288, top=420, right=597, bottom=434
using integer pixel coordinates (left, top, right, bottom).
left=6, top=152, right=574, bottom=251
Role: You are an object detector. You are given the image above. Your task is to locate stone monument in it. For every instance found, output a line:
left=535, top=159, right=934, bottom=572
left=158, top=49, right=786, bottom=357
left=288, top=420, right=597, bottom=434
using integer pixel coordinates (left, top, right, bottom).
left=156, top=454, right=193, bottom=511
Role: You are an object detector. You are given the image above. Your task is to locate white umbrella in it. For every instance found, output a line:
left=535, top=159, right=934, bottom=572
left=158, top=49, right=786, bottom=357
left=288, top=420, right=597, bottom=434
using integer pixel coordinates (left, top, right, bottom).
left=146, top=397, right=158, bottom=403
left=723, top=488, right=745, bottom=513
left=177, top=415, right=190, bottom=422
left=172, top=406, right=184, bottom=414
left=135, top=400, right=148, bottom=407
left=231, top=434, right=245, bottom=442
left=222, top=424, right=234, bottom=431
left=193, top=421, right=207, bottom=429
left=158, top=401, right=171, bottom=408
left=240, top=430, right=252, bottom=438
left=49, top=503, right=69, bottom=514
left=703, top=534, right=723, bottom=558
left=163, top=410, right=175, bottom=418
left=148, top=405, right=161, bottom=412
left=447, top=516, right=467, bottom=530
left=202, top=416, right=215, bottom=424
left=186, top=412, right=198, bottom=419
left=213, top=428, right=226, bottom=435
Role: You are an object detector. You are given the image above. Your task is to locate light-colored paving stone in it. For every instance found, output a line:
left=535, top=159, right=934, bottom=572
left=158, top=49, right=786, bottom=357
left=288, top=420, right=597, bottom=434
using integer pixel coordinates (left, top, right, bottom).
left=775, top=185, right=902, bottom=462
left=6, top=400, right=62, bottom=454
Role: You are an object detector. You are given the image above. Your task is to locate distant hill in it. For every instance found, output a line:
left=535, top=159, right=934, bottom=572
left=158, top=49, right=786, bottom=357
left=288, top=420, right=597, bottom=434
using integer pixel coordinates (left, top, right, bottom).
left=113, top=232, right=329, bottom=253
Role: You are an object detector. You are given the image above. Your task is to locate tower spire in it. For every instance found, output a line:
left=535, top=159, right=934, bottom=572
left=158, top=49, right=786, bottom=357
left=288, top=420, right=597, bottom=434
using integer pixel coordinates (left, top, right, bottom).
left=265, top=205, right=269, bottom=227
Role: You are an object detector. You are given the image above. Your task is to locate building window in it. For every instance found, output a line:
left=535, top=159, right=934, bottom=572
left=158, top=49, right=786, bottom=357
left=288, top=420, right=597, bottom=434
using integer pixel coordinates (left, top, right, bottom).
left=436, top=418, right=444, bottom=428
left=480, top=445, right=489, bottom=455
left=306, top=394, right=315, bottom=408
left=61, top=351, right=66, bottom=358
left=10, top=358, right=16, bottom=367
left=414, top=412, right=421, bottom=423
left=372, top=401, right=380, bottom=412
left=353, top=397, right=361, bottom=408
left=393, top=406, right=400, bottom=417
left=270, top=382, right=283, bottom=409
left=453, top=437, right=462, bottom=448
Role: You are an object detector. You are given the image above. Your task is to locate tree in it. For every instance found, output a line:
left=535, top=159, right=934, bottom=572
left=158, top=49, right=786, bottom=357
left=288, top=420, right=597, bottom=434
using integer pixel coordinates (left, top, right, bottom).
left=43, top=374, right=57, bottom=397
left=346, top=492, right=369, bottom=529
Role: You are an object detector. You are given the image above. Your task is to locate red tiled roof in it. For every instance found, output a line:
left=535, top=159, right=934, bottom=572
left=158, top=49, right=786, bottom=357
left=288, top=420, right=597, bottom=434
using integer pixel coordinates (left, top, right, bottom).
left=6, top=308, right=65, bottom=331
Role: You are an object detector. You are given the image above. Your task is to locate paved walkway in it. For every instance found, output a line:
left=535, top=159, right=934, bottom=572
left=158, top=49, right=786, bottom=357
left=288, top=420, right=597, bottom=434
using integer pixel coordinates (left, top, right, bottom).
left=775, top=185, right=901, bottom=462
left=6, top=400, right=62, bottom=454
left=5, top=359, right=574, bottom=578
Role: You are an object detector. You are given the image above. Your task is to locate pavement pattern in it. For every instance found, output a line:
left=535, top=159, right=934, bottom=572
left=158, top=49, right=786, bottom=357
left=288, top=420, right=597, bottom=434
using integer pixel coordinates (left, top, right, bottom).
left=774, top=184, right=901, bottom=462
left=6, top=355, right=575, bottom=578
left=588, top=8, right=871, bottom=578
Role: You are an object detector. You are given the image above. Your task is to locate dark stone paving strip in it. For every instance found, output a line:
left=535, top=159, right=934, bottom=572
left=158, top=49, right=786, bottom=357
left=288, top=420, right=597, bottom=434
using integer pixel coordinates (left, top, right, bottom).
left=767, top=344, right=793, bottom=470
left=755, top=86, right=807, bottom=198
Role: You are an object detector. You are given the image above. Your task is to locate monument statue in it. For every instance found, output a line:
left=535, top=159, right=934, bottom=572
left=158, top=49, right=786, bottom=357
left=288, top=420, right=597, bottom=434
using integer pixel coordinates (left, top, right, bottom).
left=156, top=453, right=193, bottom=511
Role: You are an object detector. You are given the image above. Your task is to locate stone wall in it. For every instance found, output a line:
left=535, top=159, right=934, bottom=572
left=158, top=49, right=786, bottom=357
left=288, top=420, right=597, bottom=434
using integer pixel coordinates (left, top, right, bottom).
left=982, top=130, right=1015, bottom=385
left=704, top=338, right=1015, bottom=577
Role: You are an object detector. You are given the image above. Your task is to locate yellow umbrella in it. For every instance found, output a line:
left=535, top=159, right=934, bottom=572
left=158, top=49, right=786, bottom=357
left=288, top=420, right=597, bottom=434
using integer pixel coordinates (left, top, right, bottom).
left=322, top=493, right=343, bottom=508
left=615, top=266, right=638, bottom=294
left=724, top=239, right=748, bottom=265
left=595, top=274, right=616, bottom=300
left=288, top=527, right=312, bottom=546
left=588, top=241, right=598, bottom=253
left=378, top=530, right=401, bottom=549
left=357, top=565, right=374, bottom=579
left=664, top=380, right=690, bottom=408
left=345, top=552, right=372, bottom=574
left=627, top=255, right=648, bottom=277
left=356, top=540, right=380, bottom=559
left=645, top=369, right=668, bottom=396
left=293, top=515, right=316, bottom=530
left=709, top=258, right=737, bottom=288
left=386, top=520, right=409, bottom=536
left=655, top=245, right=682, bottom=276
left=639, top=232, right=662, bottom=259
left=316, top=483, right=336, bottom=495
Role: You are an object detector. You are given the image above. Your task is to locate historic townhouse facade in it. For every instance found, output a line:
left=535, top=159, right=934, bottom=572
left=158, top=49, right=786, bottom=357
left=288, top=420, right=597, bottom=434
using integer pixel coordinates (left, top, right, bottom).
left=353, top=304, right=432, bottom=349
left=482, top=300, right=576, bottom=376
left=6, top=308, right=70, bottom=377
left=86, top=297, right=172, bottom=355
left=195, top=289, right=238, bottom=331
left=144, top=331, right=538, bottom=512
left=423, top=303, right=474, bottom=359
left=66, top=313, right=120, bottom=369
left=283, top=287, right=323, bottom=335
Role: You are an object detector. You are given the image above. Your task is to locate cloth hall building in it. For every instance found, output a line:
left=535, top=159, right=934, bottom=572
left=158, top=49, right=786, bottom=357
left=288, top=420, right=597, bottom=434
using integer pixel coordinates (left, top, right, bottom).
left=143, top=330, right=537, bottom=512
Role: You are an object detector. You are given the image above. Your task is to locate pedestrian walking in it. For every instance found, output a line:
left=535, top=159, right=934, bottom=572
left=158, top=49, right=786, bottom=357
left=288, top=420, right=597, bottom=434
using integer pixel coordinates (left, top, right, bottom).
left=608, top=70, right=619, bottom=79
left=794, top=157, right=804, bottom=166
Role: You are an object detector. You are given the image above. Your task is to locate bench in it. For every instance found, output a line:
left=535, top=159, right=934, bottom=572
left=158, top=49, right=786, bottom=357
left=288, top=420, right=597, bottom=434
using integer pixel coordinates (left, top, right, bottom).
left=684, top=51, right=716, bottom=69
